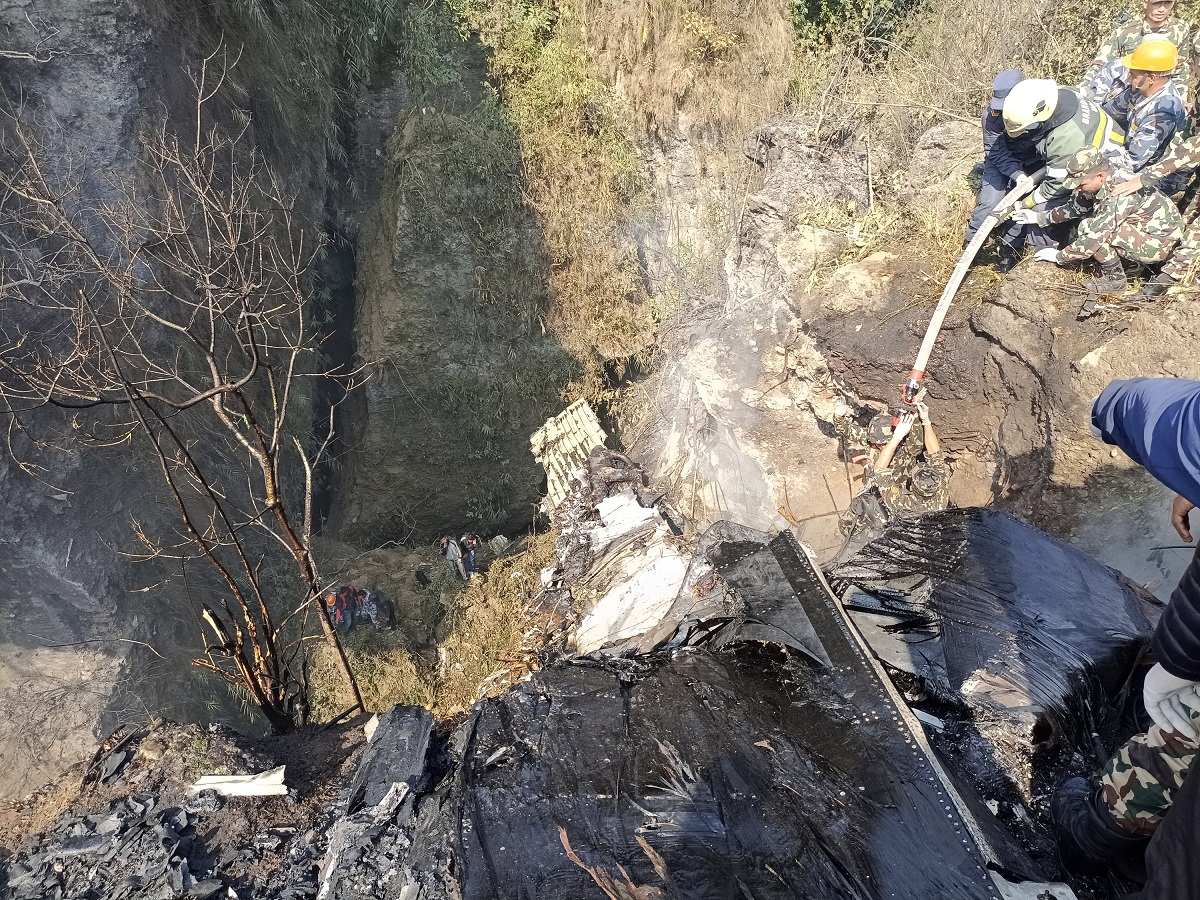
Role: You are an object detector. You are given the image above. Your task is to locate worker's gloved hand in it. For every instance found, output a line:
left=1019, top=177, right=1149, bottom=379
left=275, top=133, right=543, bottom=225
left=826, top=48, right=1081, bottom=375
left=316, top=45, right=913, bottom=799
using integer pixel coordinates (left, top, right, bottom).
left=891, top=412, right=915, bottom=442
left=1011, top=172, right=1037, bottom=195
left=1173, top=493, right=1196, bottom=542
left=832, top=399, right=851, bottom=419
left=1011, top=208, right=1040, bottom=225
left=915, top=401, right=931, bottom=424
left=1111, top=175, right=1144, bottom=197
left=991, top=203, right=1015, bottom=222
left=1144, top=663, right=1200, bottom=739
left=1033, top=248, right=1061, bottom=264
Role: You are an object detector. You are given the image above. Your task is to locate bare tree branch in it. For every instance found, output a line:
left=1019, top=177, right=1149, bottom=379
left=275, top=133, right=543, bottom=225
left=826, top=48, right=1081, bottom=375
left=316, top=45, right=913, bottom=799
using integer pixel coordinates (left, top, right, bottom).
left=0, top=42, right=366, bottom=729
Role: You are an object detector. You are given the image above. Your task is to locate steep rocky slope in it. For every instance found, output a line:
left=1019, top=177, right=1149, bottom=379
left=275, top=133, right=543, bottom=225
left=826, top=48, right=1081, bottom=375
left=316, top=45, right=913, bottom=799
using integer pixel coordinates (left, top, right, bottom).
left=4, top=0, right=1198, bottom=812
left=327, top=39, right=573, bottom=544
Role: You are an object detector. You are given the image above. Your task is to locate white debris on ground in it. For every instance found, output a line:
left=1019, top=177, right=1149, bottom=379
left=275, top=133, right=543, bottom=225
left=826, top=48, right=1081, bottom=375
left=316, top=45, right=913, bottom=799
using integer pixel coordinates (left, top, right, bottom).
left=529, top=401, right=690, bottom=656
left=189, top=765, right=288, bottom=797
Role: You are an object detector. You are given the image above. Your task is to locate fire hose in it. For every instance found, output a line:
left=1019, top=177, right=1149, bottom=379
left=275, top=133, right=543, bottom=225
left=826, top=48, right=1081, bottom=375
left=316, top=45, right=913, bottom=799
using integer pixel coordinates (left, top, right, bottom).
left=897, top=167, right=1046, bottom=412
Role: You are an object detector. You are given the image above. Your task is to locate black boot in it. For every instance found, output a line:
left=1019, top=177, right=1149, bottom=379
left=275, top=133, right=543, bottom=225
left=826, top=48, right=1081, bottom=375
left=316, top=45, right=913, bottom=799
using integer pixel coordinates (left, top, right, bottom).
left=1082, top=257, right=1129, bottom=294
left=1052, top=776, right=1149, bottom=876
left=995, top=243, right=1022, bottom=274
left=1128, top=273, right=1174, bottom=304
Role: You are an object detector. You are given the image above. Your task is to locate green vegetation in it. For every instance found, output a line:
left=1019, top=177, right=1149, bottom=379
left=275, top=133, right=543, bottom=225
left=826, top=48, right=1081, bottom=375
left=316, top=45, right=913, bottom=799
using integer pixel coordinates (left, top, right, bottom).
left=445, top=0, right=652, bottom=400
left=791, top=0, right=921, bottom=49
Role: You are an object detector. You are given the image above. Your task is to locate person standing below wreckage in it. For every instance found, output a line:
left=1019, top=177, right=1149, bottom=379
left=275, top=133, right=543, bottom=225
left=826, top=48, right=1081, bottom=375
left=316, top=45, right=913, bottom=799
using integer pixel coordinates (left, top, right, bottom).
left=832, top=393, right=949, bottom=535
left=1053, top=377, right=1200, bottom=898
left=1026, top=147, right=1184, bottom=297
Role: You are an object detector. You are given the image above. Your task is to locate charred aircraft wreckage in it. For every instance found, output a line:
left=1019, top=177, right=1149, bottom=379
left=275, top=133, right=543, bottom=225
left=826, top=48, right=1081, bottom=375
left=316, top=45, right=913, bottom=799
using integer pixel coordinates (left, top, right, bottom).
left=0, top=403, right=1160, bottom=900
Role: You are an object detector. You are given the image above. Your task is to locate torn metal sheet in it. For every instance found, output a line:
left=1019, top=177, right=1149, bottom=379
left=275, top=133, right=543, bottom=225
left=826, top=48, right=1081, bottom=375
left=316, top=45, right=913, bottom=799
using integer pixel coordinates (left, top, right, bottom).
left=827, top=509, right=1157, bottom=758
left=314, top=526, right=1076, bottom=900
left=573, top=540, right=689, bottom=654
left=586, top=489, right=663, bottom=556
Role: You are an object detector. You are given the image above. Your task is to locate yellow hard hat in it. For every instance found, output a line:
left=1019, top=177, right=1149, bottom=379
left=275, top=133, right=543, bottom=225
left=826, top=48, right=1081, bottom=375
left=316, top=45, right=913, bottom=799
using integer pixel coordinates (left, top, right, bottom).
left=1123, top=38, right=1178, bottom=72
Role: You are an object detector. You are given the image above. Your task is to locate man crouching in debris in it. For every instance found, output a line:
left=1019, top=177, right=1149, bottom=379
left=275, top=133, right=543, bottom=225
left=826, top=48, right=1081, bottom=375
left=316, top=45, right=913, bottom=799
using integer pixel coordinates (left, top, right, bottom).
left=1023, top=147, right=1184, bottom=302
left=833, top=392, right=949, bottom=536
left=1053, top=377, right=1200, bottom=897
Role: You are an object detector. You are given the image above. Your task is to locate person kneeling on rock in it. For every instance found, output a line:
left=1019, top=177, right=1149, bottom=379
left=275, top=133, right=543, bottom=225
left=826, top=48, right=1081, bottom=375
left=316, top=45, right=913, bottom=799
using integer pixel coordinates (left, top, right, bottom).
left=833, top=393, right=949, bottom=536
left=1023, top=147, right=1184, bottom=296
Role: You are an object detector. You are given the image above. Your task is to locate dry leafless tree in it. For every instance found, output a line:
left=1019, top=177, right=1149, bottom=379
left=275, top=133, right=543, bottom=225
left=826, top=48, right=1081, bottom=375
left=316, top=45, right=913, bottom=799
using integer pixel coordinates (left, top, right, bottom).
left=0, top=47, right=364, bottom=730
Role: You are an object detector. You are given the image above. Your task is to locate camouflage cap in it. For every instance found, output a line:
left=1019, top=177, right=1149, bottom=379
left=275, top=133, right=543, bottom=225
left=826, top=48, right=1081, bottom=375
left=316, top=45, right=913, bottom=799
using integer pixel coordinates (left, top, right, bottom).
left=1062, top=147, right=1110, bottom=189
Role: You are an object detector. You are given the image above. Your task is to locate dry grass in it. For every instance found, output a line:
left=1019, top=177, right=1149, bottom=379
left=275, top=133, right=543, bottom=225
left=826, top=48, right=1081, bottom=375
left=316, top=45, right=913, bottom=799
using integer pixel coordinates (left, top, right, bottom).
left=792, top=0, right=1138, bottom=157
left=308, top=531, right=560, bottom=720
left=445, top=0, right=651, bottom=400
left=577, top=0, right=796, bottom=136
left=441, top=0, right=798, bottom=402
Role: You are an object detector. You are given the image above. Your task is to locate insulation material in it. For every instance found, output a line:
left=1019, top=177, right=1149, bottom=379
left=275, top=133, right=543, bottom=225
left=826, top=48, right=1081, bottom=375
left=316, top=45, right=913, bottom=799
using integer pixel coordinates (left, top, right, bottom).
left=530, top=399, right=608, bottom=511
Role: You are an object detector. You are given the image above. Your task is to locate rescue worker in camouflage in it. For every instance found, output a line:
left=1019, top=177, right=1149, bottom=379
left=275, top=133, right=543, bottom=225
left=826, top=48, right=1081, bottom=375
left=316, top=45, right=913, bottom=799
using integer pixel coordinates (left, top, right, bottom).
left=999, top=81, right=1127, bottom=247
left=1052, top=379, right=1200, bottom=897
left=1024, top=147, right=1183, bottom=293
left=832, top=393, right=949, bottom=536
left=1099, top=715, right=1198, bottom=835
left=1087, top=39, right=1187, bottom=172
left=1113, top=127, right=1200, bottom=300
left=1081, top=0, right=1193, bottom=104
left=870, top=397, right=949, bottom=517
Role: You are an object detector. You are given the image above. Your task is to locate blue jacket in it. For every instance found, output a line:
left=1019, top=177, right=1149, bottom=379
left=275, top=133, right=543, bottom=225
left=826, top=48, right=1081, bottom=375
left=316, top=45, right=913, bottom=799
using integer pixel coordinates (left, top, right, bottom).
left=1093, top=378, right=1200, bottom=679
left=1090, top=61, right=1187, bottom=171
left=1092, top=378, right=1200, bottom=506
left=982, top=107, right=1040, bottom=181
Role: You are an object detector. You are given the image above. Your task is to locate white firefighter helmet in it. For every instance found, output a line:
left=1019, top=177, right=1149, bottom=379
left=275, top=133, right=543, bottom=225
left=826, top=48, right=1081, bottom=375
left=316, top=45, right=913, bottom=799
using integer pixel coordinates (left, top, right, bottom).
left=1001, top=79, right=1059, bottom=137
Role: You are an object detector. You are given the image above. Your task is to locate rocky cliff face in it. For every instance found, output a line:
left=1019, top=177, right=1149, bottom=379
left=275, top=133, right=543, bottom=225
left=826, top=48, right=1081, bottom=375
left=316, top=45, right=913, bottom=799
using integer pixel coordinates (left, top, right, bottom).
left=628, top=104, right=1200, bottom=591
left=0, top=0, right=155, bottom=798
left=0, top=0, right=333, bottom=797
left=326, top=39, right=574, bottom=546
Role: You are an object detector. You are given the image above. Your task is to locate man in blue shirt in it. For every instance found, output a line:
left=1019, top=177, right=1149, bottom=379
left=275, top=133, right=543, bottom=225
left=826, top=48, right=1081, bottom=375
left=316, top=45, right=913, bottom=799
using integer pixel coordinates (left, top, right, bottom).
left=1087, top=40, right=1187, bottom=177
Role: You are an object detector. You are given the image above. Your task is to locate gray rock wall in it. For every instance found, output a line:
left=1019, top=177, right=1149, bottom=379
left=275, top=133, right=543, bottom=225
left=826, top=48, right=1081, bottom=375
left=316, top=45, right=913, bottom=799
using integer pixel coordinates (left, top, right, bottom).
left=326, top=43, right=573, bottom=546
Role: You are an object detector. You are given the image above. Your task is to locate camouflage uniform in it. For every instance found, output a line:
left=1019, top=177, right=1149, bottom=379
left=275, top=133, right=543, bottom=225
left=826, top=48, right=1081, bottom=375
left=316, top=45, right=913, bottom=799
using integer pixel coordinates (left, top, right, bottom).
left=1089, top=61, right=1187, bottom=171
left=1135, top=135, right=1200, bottom=281
left=1081, top=16, right=1194, bottom=101
left=1041, top=181, right=1184, bottom=264
left=873, top=450, right=950, bottom=516
left=1140, top=131, right=1200, bottom=189
left=1100, top=705, right=1200, bottom=835
left=833, top=412, right=923, bottom=471
left=832, top=413, right=949, bottom=528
